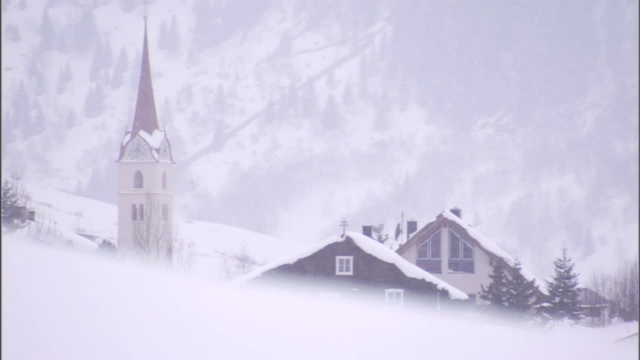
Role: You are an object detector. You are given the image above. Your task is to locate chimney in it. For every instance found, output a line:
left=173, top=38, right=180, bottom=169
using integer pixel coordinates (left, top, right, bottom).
left=406, top=220, right=418, bottom=239
left=450, top=207, right=462, bottom=218
left=362, top=225, right=373, bottom=239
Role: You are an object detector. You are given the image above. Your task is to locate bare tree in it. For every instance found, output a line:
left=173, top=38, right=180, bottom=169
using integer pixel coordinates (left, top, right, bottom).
left=216, top=242, right=260, bottom=280
left=173, top=232, right=195, bottom=274
left=232, top=241, right=259, bottom=275
left=132, top=196, right=176, bottom=264
left=589, top=257, right=639, bottom=323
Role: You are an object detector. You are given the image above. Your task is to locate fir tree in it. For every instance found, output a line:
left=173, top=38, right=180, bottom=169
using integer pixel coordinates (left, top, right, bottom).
left=98, top=239, right=117, bottom=255
left=111, top=48, right=128, bottom=90
left=1, top=179, right=27, bottom=232
left=506, top=259, right=537, bottom=316
left=321, top=94, right=340, bottom=131
left=40, top=8, right=55, bottom=50
left=546, top=248, right=582, bottom=320
left=480, top=259, right=510, bottom=310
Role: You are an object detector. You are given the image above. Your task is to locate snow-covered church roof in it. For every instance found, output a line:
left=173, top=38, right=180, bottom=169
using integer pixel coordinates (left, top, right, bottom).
left=231, top=231, right=469, bottom=300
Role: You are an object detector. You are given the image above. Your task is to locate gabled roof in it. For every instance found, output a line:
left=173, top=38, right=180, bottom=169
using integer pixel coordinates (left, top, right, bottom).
left=231, top=231, right=468, bottom=300
left=578, top=288, right=610, bottom=306
left=398, top=209, right=543, bottom=291
left=132, top=21, right=159, bottom=136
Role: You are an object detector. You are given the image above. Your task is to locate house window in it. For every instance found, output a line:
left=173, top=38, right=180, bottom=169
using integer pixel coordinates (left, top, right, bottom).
left=449, top=230, right=474, bottom=273
left=416, top=230, right=442, bottom=273
left=162, top=172, right=167, bottom=190
left=131, top=204, right=137, bottom=221
left=336, top=256, right=353, bottom=275
left=138, top=204, right=144, bottom=221
left=134, top=170, right=144, bottom=189
left=161, top=204, right=169, bottom=221
left=385, top=289, right=404, bottom=308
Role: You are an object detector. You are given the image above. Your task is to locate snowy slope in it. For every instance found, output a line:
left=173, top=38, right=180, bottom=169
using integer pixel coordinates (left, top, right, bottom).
left=20, top=183, right=307, bottom=281
left=3, top=237, right=638, bottom=360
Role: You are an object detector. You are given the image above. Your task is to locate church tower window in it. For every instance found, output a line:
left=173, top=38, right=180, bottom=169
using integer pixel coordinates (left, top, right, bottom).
left=162, top=172, right=167, bottom=190
left=131, top=204, right=137, bottom=221
left=134, top=170, right=144, bottom=189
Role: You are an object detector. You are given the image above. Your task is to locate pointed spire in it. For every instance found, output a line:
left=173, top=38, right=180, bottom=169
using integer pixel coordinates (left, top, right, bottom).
left=132, top=20, right=159, bottom=136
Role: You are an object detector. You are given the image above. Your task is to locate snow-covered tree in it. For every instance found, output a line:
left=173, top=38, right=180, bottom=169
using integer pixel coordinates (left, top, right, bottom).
left=1, top=178, right=28, bottom=232
left=480, top=259, right=510, bottom=310
left=83, top=83, right=105, bottom=118
left=506, top=259, right=538, bottom=316
left=545, top=248, right=582, bottom=321
left=98, top=239, right=117, bottom=255
left=111, top=48, right=128, bottom=90
left=39, top=8, right=55, bottom=50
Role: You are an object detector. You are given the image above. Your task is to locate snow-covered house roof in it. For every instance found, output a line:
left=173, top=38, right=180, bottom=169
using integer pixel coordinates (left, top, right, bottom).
left=231, top=231, right=468, bottom=300
left=398, top=209, right=545, bottom=293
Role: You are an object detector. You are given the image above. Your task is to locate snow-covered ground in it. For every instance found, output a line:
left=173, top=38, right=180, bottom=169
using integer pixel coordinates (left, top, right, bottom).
left=22, top=183, right=310, bottom=282
left=3, top=237, right=638, bottom=360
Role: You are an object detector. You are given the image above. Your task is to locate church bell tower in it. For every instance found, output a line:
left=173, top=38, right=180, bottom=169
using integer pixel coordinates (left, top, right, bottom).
left=117, top=19, right=174, bottom=260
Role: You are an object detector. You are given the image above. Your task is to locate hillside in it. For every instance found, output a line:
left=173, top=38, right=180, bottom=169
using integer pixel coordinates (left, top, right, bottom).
left=1, top=0, right=638, bottom=281
left=20, top=183, right=307, bottom=281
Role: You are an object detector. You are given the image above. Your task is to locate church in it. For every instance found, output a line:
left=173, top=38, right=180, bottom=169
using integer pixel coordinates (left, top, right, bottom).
left=117, top=19, right=175, bottom=261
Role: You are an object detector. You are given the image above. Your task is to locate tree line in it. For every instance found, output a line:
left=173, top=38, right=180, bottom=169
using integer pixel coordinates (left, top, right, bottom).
left=479, top=247, right=639, bottom=325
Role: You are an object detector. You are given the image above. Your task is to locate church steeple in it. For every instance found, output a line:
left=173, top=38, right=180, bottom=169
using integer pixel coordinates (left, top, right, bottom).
left=131, top=20, right=159, bottom=136
left=117, top=17, right=175, bottom=261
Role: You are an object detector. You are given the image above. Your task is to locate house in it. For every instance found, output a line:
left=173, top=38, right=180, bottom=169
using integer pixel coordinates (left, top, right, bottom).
left=396, top=208, right=543, bottom=303
left=233, top=232, right=468, bottom=308
left=577, top=287, right=611, bottom=326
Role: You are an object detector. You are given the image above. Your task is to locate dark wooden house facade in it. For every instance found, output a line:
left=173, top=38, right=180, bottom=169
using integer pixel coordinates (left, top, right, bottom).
left=234, top=232, right=468, bottom=309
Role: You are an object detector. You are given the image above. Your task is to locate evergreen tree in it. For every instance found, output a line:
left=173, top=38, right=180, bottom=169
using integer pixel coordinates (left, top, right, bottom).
left=5, top=24, right=21, bottom=42
left=546, top=248, right=582, bottom=320
left=480, top=259, right=510, bottom=310
left=74, top=7, right=98, bottom=52
left=1, top=179, right=27, bottom=232
left=56, top=66, right=68, bottom=94
left=111, top=48, right=128, bottom=90
left=103, top=37, right=114, bottom=69
left=168, top=14, right=181, bottom=52
left=98, top=239, right=117, bottom=255
left=40, top=8, right=55, bottom=50
left=66, top=108, right=77, bottom=129
left=35, top=70, right=48, bottom=97
left=506, top=259, right=537, bottom=316
left=13, top=81, right=32, bottom=138
left=214, top=84, right=227, bottom=115
left=89, top=36, right=103, bottom=82
left=321, top=94, right=340, bottom=131
left=300, top=80, right=317, bottom=118
left=342, top=83, right=355, bottom=109
left=83, top=83, right=105, bottom=118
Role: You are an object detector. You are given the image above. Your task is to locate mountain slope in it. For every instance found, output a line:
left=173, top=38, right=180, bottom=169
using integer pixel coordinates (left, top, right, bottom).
left=1, top=0, right=638, bottom=280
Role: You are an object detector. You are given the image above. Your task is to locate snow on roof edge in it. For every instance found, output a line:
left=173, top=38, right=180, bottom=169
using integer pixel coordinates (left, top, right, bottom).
left=441, top=210, right=547, bottom=294
left=229, top=231, right=468, bottom=300
left=348, top=232, right=468, bottom=300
